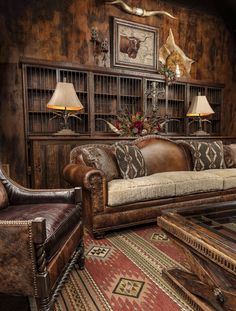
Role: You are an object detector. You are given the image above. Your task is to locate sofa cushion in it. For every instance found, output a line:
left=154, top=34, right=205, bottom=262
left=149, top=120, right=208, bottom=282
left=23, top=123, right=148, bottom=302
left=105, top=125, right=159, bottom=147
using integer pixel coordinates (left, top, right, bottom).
left=159, top=171, right=223, bottom=196
left=205, top=168, right=236, bottom=190
left=108, top=173, right=175, bottom=206
left=188, top=141, right=225, bottom=171
left=115, top=143, right=147, bottom=179
left=223, top=144, right=236, bottom=168
left=81, top=146, right=120, bottom=181
left=107, top=170, right=224, bottom=206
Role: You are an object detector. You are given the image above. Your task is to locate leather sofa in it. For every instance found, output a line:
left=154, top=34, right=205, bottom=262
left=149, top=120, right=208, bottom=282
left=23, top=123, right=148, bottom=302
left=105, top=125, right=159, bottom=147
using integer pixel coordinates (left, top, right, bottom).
left=0, top=168, right=84, bottom=311
left=63, top=135, right=236, bottom=238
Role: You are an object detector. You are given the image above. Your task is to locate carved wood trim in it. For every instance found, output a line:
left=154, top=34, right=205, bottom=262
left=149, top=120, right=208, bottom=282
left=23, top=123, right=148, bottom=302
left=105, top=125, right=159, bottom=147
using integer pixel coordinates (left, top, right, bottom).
left=158, top=217, right=236, bottom=277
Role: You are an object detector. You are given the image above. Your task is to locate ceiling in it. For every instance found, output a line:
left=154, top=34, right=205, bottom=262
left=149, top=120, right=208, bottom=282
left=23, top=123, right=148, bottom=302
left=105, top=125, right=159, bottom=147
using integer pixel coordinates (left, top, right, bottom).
left=167, top=0, right=236, bottom=36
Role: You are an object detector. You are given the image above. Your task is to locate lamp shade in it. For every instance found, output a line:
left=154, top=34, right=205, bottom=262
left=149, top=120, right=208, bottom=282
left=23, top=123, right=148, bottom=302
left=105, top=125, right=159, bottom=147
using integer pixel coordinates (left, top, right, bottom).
left=47, top=82, right=83, bottom=111
left=186, top=95, right=214, bottom=117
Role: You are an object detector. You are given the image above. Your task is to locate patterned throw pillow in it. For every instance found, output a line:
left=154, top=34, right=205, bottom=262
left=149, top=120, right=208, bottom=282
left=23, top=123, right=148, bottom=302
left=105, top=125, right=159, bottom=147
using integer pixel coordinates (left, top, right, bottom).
left=188, top=141, right=225, bottom=171
left=115, top=143, right=147, bottom=179
left=82, top=146, right=120, bottom=182
left=223, top=144, right=236, bottom=168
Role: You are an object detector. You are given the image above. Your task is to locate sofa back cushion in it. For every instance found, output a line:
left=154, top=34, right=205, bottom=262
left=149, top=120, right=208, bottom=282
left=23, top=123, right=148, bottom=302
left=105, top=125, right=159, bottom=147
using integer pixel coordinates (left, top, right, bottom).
left=133, top=136, right=191, bottom=175
left=224, top=144, right=236, bottom=168
left=115, top=143, right=147, bottom=179
left=0, top=182, right=8, bottom=210
left=70, top=145, right=120, bottom=181
left=188, top=141, right=225, bottom=171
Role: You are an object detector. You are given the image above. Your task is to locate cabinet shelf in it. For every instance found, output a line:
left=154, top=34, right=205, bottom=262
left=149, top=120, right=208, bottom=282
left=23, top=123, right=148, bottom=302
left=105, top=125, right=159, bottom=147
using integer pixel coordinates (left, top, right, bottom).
left=168, top=98, right=185, bottom=102
left=95, top=113, right=116, bottom=116
left=28, top=110, right=88, bottom=115
left=94, top=92, right=117, bottom=96
left=28, top=87, right=55, bottom=92
left=23, top=61, right=223, bottom=137
left=21, top=59, right=225, bottom=189
left=120, top=94, right=141, bottom=98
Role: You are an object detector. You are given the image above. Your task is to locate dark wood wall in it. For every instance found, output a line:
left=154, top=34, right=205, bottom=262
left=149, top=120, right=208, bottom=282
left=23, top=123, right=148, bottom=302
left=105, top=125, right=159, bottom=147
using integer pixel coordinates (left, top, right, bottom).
left=1, top=0, right=236, bottom=185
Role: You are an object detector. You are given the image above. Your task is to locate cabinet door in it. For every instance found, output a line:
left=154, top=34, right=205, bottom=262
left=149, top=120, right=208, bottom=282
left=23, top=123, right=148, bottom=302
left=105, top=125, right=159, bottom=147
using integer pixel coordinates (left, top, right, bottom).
left=119, top=76, right=142, bottom=113
left=166, top=82, right=186, bottom=135
left=24, top=65, right=58, bottom=134
left=93, top=73, right=118, bottom=135
left=24, top=65, right=89, bottom=135
left=30, top=140, right=77, bottom=189
left=144, top=79, right=187, bottom=135
left=187, top=85, right=222, bottom=135
left=187, top=85, right=207, bottom=135
left=206, top=87, right=222, bottom=135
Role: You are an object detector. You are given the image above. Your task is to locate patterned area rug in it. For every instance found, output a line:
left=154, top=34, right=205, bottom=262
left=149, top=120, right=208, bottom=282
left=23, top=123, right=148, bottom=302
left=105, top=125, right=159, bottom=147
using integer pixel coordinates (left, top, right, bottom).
left=55, top=225, right=194, bottom=311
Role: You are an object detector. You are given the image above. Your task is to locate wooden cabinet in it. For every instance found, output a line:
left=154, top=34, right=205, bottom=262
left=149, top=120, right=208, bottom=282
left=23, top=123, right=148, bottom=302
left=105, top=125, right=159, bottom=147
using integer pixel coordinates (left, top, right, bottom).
left=22, top=58, right=224, bottom=137
left=21, top=58, right=226, bottom=188
left=23, top=64, right=89, bottom=135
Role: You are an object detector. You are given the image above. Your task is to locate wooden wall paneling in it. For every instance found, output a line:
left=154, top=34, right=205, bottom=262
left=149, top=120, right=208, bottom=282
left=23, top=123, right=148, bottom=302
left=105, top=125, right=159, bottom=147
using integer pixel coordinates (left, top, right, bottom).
left=30, top=139, right=77, bottom=188
left=0, top=63, right=28, bottom=186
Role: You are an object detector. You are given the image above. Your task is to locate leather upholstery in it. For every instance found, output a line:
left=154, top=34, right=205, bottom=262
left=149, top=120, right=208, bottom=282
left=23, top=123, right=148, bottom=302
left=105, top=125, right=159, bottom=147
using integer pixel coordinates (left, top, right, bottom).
left=0, top=167, right=84, bottom=310
left=70, top=144, right=120, bottom=180
left=0, top=203, right=81, bottom=262
left=224, top=144, right=236, bottom=168
left=79, top=145, right=120, bottom=181
left=0, top=221, right=36, bottom=296
left=135, top=136, right=190, bottom=174
left=0, top=169, right=76, bottom=205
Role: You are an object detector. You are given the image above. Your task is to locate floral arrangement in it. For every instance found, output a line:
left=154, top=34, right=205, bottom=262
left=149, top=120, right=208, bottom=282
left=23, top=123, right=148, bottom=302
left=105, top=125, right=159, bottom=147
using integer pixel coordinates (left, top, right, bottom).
left=103, top=110, right=164, bottom=137
left=158, top=63, right=176, bottom=83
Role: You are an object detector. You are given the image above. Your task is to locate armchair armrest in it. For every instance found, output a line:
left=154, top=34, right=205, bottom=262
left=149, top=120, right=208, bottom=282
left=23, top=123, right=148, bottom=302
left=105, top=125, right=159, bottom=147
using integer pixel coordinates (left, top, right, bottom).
left=0, top=169, right=81, bottom=205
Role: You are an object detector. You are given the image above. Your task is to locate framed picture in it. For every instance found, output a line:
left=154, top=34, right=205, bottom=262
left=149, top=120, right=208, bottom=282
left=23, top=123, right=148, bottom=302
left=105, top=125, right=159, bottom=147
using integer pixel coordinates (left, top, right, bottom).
left=112, top=17, right=159, bottom=72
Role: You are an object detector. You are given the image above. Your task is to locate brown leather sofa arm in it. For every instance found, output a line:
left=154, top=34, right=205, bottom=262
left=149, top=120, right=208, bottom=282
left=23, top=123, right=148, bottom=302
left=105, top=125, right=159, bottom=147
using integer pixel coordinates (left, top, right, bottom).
left=63, top=163, right=107, bottom=215
left=63, top=163, right=105, bottom=189
left=0, top=169, right=81, bottom=205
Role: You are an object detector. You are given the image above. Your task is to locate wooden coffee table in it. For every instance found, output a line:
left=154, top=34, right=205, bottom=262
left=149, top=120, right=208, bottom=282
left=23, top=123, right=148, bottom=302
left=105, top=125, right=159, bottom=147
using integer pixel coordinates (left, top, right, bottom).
left=157, top=201, right=236, bottom=311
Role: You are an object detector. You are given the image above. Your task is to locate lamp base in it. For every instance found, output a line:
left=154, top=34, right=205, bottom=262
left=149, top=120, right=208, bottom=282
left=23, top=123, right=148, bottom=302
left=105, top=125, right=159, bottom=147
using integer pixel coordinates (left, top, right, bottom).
left=191, top=129, right=210, bottom=136
left=53, top=128, right=80, bottom=136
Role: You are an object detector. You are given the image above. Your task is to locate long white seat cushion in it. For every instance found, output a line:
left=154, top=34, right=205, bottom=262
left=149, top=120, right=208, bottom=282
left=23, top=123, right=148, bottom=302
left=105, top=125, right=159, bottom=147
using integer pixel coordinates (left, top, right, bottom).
left=158, top=171, right=223, bottom=196
left=108, top=174, right=175, bottom=206
left=204, top=168, right=236, bottom=189
left=108, top=171, right=224, bottom=206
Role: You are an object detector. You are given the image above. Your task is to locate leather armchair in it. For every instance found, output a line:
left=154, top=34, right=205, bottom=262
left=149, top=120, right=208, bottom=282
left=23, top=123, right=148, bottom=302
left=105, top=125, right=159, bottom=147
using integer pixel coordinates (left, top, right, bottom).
left=0, top=167, right=84, bottom=311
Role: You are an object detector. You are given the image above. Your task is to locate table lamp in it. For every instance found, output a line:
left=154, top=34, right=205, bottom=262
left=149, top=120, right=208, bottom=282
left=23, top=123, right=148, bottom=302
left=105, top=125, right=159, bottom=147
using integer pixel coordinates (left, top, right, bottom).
left=47, top=80, right=84, bottom=135
left=186, top=93, right=214, bottom=135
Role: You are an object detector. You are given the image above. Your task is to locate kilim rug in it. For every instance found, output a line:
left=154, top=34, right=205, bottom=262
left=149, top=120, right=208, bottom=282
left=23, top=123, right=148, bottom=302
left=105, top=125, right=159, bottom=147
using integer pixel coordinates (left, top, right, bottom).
left=55, top=225, right=194, bottom=311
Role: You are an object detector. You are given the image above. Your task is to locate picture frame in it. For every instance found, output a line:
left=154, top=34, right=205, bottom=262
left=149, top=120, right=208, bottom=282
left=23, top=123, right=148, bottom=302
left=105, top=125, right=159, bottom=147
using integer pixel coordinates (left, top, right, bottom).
left=112, top=17, right=159, bottom=72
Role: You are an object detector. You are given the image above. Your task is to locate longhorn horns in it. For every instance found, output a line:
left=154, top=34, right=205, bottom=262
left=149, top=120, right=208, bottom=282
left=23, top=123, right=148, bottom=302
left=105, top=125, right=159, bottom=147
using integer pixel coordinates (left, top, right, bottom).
left=106, top=0, right=176, bottom=19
